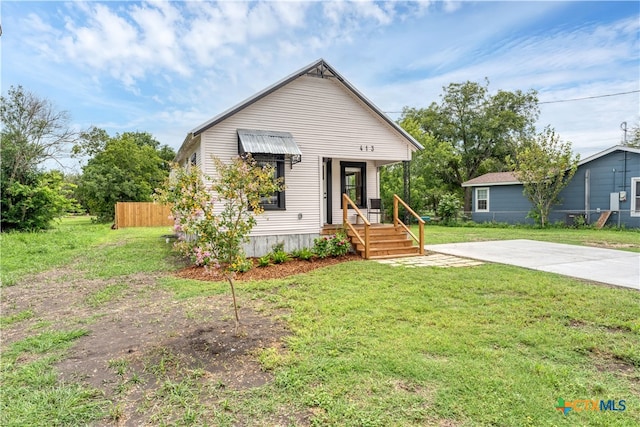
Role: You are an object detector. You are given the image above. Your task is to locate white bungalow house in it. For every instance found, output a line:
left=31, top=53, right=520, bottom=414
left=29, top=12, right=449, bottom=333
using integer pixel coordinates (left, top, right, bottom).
left=175, top=59, right=424, bottom=257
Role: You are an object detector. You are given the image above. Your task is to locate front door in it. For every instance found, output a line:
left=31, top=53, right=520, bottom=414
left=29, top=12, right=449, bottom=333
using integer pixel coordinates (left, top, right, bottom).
left=323, top=158, right=332, bottom=224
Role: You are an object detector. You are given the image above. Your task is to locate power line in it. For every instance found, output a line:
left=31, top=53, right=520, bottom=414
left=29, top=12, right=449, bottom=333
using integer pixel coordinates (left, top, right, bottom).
left=538, top=90, right=639, bottom=105
left=382, top=89, right=640, bottom=113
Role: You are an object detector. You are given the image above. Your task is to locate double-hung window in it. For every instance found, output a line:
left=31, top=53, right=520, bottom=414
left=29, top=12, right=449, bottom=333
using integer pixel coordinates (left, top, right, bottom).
left=475, top=187, right=489, bottom=212
left=254, top=154, right=285, bottom=210
left=632, top=177, right=640, bottom=217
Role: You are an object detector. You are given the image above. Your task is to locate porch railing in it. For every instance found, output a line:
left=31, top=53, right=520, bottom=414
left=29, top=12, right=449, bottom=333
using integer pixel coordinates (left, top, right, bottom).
left=342, top=193, right=371, bottom=259
left=393, top=194, right=425, bottom=255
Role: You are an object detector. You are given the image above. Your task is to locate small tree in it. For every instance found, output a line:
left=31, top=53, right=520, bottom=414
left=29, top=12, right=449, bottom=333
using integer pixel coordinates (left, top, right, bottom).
left=1, top=85, right=80, bottom=230
left=77, top=130, right=174, bottom=222
left=512, top=127, right=579, bottom=227
left=156, top=155, right=283, bottom=334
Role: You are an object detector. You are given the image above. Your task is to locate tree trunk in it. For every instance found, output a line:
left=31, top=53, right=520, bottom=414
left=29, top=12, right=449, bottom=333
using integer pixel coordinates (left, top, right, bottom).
left=225, top=273, right=241, bottom=336
left=463, top=187, right=472, bottom=213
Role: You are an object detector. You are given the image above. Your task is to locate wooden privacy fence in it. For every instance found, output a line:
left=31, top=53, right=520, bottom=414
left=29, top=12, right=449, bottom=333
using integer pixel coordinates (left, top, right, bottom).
left=114, top=202, right=173, bottom=228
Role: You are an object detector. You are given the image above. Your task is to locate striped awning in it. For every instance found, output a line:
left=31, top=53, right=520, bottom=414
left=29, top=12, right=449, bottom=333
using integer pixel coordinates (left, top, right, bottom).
left=237, top=129, right=302, bottom=156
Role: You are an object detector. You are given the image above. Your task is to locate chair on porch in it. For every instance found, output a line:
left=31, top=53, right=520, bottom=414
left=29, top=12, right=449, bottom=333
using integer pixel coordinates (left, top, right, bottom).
left=368, top=198, right=383, bottom=223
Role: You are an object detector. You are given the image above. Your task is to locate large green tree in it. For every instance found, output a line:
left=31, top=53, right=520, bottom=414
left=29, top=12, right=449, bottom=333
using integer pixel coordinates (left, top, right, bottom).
left=511, top=127, right=579, bottom=227
left=77, top=131, right=175, bottom=221
left=1, top=85, right=78, bottom=231
left=399, top=79, right=539, bottom=211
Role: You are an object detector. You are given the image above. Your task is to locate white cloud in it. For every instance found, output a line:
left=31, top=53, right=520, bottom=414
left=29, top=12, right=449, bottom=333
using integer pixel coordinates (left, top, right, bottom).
left=3, top=0, right=637, bottom=157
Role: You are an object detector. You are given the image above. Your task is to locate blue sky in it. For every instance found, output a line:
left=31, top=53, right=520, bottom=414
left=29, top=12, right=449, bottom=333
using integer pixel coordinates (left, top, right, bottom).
left=2, top=1, right=638, bottom=171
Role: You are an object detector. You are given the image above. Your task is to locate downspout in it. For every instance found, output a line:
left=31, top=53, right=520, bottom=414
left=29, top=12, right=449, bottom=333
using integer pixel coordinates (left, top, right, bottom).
left=584, top=169, right=590, bottom=224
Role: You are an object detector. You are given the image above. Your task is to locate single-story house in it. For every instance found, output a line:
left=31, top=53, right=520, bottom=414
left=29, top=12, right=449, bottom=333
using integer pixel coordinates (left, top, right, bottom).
left=462, top=145, right=640, bottom=228
left=175, top=59, right=423, bottom=256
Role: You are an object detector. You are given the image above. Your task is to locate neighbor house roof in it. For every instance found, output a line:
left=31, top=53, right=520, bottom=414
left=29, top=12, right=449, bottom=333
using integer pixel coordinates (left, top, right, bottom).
left=462, top=172, right=521, bottom=187
left=177, top=58, right=423, bottom=160
left=577, top=145, right=640, bottom=166
left=461, top=145, right=640, bottom=188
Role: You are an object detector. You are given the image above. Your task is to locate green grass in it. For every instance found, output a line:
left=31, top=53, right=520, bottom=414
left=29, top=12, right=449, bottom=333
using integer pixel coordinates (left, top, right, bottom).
left=3, top=220, right=639, bottom=425
left=0, top=309, right=34, bottom=327
left=259, top=262, right=640, bottom=426
left=417, top=223, right=640, bottom=251
left=75, top=226, right=179, bottom=278
left=0, top=330, right=110, bottom=426
left=0, top=217, right=111, bottom=286
left=86, top=283, right=129, bottom=308
left=0, top=216, right=179, bottom=286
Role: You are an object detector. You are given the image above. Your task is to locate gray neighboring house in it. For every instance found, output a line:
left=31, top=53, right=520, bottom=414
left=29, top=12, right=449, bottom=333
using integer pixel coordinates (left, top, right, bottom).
left=462, top=145, right=640, bottom=228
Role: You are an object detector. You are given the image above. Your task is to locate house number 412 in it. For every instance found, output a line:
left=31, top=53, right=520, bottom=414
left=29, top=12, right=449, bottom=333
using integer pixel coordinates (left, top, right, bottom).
left=360, top=145, right=374, bottom=152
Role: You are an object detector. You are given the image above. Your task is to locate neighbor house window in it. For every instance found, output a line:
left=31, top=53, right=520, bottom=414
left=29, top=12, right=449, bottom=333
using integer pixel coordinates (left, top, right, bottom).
left=475, top=187, right=489, bottom=212
left=632, top=177, right=640, bottom=217
left=254, top=154, right=285, bottom=210
left=341, top=162, right=366, bottom=208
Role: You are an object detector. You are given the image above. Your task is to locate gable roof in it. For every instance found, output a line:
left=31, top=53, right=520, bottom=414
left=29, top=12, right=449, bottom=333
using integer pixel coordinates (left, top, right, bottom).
left=577, top=145, right=640, bottom=166
left=178, top=59, right=423, bottom=158
left=462, top=172, right=520, bottom=187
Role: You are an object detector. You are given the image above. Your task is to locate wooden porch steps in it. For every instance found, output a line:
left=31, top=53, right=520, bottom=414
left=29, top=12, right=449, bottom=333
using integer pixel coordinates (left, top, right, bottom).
left=323, top=224, right=421, bottom=259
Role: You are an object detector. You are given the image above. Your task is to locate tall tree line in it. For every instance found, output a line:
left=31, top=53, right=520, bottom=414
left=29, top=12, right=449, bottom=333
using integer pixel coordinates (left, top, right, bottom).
left=385, top=79, right=539, bottom=215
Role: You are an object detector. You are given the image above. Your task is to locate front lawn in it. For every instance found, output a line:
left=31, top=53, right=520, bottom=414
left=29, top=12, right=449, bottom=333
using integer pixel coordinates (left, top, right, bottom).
left=1, top=220, right=638, bottom=425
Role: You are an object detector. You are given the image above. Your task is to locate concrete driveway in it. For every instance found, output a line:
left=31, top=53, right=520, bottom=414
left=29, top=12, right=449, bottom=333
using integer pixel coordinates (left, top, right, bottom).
left=424, top=239, right=640, bottom=290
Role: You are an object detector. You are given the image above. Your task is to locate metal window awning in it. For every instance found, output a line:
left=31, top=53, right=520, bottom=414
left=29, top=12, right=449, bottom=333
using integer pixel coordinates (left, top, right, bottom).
left=237, top=129, right=302, bottom=166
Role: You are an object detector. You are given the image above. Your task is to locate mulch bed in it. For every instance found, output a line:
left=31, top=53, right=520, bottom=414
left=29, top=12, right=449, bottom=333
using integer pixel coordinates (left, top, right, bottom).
left=175, top=253, right=362, bottom=282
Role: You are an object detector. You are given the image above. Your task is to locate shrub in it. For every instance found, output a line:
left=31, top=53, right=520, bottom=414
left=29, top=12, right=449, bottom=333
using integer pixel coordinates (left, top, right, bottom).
left=229, top=255, right=253, bottom=273
left=257, top=255, right=271, bottom=267
left=437, top=193, right=462, bottom=225
left=329, top=231, right=351, bottom=256
left=313, top=236, right=332, bottom=258
left=271, top=250, right=290, bottom=264
left=292, top=248, right=314, bottom=261
left=313, top=231, right=352, bottom=258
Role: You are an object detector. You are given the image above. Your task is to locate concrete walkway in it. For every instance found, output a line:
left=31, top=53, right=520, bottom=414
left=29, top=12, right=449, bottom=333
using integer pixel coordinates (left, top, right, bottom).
left=424, top=239, right=640, bottom=290
left=376, top=253, right=483, bottom=268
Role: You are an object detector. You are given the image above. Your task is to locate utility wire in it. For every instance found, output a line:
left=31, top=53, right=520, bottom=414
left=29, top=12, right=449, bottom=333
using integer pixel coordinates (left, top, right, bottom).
left=383, top=89, right=640, bottom=113
left=538, top=89, right=639, bottom=105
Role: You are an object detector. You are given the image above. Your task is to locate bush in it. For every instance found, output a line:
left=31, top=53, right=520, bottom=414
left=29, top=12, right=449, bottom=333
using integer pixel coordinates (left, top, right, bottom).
left=271, top=250, right=290, bottom=264
left=313, top=231, right=352, bottom=258
left=257, top=255, right=271, bottom=267
left=1, top=171, right=75, bottom=231
left=292, top=248, right=314, bottom=261
left=437, top=193, right=462, bottom=225
left=229, top=255, right=253, bottom=273
left=268, top=242, right=290, bottom=264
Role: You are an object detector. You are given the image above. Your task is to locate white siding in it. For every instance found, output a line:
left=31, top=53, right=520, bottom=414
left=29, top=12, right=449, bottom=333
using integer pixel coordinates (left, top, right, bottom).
left=197, top=75, right=416, bottom=236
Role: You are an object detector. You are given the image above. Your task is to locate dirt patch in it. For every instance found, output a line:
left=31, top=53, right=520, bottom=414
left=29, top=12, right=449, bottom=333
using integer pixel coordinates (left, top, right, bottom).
left=586, top=241, right=640, bottom=250
left=3, top=254, right=362, bottom=425
left=589, top=348, right=638, bottom=385
left=175, top=253, right=361, bottom=282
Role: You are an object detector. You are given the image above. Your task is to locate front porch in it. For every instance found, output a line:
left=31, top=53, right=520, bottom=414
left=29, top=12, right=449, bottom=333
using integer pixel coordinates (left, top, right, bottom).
left=322, top=194, right=425, bottom=260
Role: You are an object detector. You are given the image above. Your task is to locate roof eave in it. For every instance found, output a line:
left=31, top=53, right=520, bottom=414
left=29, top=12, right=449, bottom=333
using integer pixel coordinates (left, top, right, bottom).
left=462, top=181, right=521, bottom=187
left=188, top=58, right=423, bottom=151
left=578, top=145, right=640, bottom=166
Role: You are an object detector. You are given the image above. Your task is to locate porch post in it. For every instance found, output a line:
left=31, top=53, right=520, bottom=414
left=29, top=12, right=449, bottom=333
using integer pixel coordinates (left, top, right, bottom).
left=403, top=160, right=411, bottom=224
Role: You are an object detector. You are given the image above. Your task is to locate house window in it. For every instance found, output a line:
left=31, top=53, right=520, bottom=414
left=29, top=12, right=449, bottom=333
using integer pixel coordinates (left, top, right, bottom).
left=632, top=177, right=640, bottom=217
left=341, top=162, right=367, bottom=208
left=190, top=152, right=197, bottom=166
left=254, top=154, right=285, bottom=210
left=475, top=187, right=489, bottom=212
